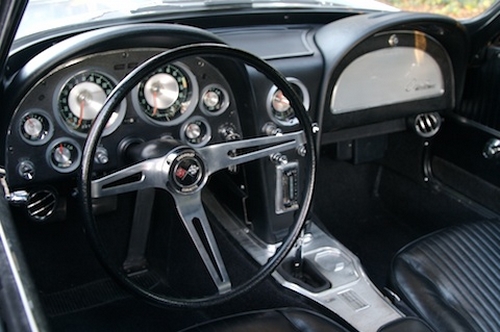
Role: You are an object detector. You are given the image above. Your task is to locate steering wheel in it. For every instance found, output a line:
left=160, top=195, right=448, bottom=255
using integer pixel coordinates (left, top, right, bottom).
left=79, top=43, right=316, bottom=308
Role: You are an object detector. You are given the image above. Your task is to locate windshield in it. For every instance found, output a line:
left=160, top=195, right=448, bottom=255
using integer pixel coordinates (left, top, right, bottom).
left=16, top=0, right=495, bottom=40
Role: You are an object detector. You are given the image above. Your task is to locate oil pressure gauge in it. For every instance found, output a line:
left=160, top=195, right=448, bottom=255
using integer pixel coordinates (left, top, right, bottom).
left=47, top=138, right=81, bottom=173
left=19, top=110, right=53, bottom=145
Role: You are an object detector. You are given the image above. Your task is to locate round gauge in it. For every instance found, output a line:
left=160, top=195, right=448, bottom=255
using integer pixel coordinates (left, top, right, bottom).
left=46, top=138, right=82, bottom=173
left=271, top=89, right=294, bottom=121
left=267, top=78, right=310, bottom=127
left=19, top=110, right=53, bottom=145
left=56, top=71, right=126, bottom=136
left=135, top=63, right=198, bottom=126
left=200, top=84, right=229, bottom=115
left=181, top=116, right=211, bottom=147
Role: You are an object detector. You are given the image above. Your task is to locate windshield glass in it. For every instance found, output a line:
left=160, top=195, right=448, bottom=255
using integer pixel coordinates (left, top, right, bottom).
left=16, top=0, right=495, bottom=40
left=381, top=0, right=494, bottom=19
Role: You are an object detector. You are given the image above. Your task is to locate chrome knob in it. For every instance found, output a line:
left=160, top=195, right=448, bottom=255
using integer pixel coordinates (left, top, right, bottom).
left=17, top=160, right=35, bottom=180
left=483, top=138, right=500, bottom=159
left=95, top=147, right=109, bottom=164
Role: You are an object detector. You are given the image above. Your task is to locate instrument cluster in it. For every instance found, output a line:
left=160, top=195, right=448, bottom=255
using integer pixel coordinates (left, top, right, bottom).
left=6, top=49, right=238, bottom=187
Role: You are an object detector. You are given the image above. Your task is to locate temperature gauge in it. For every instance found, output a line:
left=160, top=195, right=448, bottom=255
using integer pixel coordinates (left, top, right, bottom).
left=19, top=110, right=53, bottom=145
left=47, top=139, right=82, bottom=173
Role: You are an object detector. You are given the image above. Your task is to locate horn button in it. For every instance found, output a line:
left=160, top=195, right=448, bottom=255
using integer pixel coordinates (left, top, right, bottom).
left=169, top=150, right=206, bottom=193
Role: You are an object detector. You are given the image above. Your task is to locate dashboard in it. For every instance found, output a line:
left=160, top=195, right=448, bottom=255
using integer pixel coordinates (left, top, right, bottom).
left=7, top=49, right=241, bottom=183
left=2, top=12, right=469, bottom=230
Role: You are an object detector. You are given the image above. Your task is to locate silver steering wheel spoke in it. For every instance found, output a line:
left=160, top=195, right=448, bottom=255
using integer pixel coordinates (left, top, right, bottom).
left=172, top=191, right=231, bottom=294
left=91, top=157, right=167, bottom=198
left=198, top=130, right=306, bottom=175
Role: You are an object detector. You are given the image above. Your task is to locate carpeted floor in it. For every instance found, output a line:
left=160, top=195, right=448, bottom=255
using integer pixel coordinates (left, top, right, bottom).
left=313, top=152, right=485, bottom=288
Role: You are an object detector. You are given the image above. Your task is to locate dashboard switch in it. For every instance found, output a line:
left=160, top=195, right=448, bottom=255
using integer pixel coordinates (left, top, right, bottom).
left=262, top=122, right=282, bottom=136
left=219, top=124, right=240, bottom=141
left=95, top=146, right=109, bottom=165
left=17, top=160, right=35, bottom=180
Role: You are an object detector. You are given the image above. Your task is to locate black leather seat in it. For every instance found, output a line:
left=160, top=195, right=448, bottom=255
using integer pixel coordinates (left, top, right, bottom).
left=391, top=221, right=500, bottom=332
left=179, top=307, right=350, bottom=332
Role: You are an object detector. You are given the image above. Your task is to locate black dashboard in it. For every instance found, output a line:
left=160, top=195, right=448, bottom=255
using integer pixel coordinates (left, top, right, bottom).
left=7, top=49, right=242, bottom=186
left=1, top=11, right=469, bottom=230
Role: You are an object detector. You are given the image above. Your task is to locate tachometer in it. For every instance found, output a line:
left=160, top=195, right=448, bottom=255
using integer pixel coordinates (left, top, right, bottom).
left=56, top=71, right=126, bottom=136
left=135, top=63, right=197, bottom=125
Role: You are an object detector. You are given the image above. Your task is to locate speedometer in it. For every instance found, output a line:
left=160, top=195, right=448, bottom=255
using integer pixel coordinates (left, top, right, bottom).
left=135, top=63, right=198, bottom=126
left=56, top=71, right=126, bottom=136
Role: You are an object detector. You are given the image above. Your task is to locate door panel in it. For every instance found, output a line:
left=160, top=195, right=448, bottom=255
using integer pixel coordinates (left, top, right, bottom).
left=429, top=45, right=500, bottom=214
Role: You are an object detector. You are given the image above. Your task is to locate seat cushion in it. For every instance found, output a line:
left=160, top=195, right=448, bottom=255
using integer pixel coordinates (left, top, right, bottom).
left=391, top=221, right=500, bottom=332
left=178, top=307, right=350, bottom=332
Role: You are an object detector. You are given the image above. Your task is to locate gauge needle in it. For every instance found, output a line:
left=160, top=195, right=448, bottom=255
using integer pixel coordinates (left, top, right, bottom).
left=26, top=117, right=33, bottom=130
left=77, top=99, right=85, bottom=128
left=152, top=90, right=158, bottom=116
left=59, top=143, right=63, bottom=154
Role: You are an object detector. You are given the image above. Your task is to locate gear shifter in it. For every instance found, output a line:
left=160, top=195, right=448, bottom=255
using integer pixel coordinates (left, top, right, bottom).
left=292, top=219, right=311, bottom=278
left=278, top=220, right=331, bottom=293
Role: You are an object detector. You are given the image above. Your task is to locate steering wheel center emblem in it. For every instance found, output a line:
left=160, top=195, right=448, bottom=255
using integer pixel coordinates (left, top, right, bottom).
left=170, top=151, right=205, bottom=193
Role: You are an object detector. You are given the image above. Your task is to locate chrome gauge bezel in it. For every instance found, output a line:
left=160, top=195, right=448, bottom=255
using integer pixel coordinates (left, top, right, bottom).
left=53, top=69, right=127, bottom=137
left=180, top=116, right=212, bottom=147
left=266, top=77, right=310, bottom=127
left=46, top=137, right=82, bottom=173
left=18, top=109, right=54, bottom=146
left=132, top=61, right=199, bottom=126
left=199, top=84, right=230, bottom=116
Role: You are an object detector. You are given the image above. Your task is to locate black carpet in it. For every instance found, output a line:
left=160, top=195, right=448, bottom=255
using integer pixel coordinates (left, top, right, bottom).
left=313, top=153, right=484, bottom=289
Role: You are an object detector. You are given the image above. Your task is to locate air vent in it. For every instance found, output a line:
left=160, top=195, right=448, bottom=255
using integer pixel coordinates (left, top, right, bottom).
left=27, top=190, right=56, bottom=221
left=413, top=112, right=442, bottom=138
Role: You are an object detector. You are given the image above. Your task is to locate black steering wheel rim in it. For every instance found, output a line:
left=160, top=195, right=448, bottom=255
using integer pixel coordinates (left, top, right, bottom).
left=79, top=43, right=317, bottom=308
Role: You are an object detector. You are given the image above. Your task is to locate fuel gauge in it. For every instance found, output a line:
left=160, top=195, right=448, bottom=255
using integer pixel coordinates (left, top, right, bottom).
left=47, top=138, right=82, bottom=173
left=19, top=110, right=53, bottom=145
